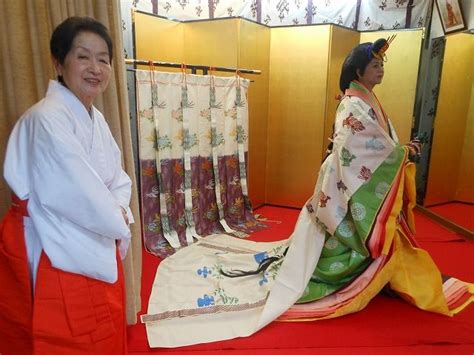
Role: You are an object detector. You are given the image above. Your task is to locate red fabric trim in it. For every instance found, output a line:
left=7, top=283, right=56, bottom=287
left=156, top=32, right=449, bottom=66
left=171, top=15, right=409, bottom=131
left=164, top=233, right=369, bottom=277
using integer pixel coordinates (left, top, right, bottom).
left=367, top=163, right=403, bottom=258
left=0, top=205, right=33, bottom=354
left=447, top=290, right=472, bottom=310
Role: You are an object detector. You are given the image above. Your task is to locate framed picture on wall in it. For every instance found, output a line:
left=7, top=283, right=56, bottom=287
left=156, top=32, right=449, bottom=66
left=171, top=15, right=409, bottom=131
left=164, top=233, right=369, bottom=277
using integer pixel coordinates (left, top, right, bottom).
left=435, top=0, right=467, bottom=34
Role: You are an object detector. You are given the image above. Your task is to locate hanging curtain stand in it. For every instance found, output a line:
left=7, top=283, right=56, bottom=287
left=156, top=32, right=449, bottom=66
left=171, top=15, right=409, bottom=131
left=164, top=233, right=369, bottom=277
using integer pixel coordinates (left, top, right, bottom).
left=125, top=59, right=261, bottom=76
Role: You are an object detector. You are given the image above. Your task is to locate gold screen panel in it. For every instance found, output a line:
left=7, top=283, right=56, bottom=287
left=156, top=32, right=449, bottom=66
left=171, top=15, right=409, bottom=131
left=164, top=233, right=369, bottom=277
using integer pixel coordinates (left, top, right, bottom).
left=456, top=58, right=474, bottom=203
left=266, top=25, right=331, bottom=207
left=134, top=12, right=184, bottom=70
left=239, top=20, right=270, bottom=208
left=183, top=19, right=239, bottom=69
left=426, top=33, right=473, bottom=205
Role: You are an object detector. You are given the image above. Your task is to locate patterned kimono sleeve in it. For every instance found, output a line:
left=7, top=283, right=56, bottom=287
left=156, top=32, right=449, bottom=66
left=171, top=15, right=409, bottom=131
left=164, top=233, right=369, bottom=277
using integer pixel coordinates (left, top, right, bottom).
left=307, top=96, right=396, bottom=234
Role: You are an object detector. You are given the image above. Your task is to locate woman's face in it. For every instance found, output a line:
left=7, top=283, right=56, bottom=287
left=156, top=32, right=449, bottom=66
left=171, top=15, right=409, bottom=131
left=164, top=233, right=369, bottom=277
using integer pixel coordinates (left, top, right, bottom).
left=54, top=31, right=111, bottom=109
left=358, top=58, right=384, bottom=90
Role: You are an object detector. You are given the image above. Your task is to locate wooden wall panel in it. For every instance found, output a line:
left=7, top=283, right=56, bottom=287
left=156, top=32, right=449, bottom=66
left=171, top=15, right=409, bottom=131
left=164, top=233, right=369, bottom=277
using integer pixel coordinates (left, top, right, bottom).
left=265, top=26, right=331, bottom=208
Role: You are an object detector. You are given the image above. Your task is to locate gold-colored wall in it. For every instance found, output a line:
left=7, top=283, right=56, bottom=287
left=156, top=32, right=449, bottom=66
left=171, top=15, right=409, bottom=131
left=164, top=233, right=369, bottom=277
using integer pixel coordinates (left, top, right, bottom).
left=238, top=21, right=270, bottom=208
left=456, top=55, right=474, bottom=203
left=360, top=30, right=423, bottom=145
left=134, top=13, right=184, bottom=66
left=265, top=26, right=331, bottom=208
left=323, top=27, right=360, bottom=161
left=425, top=33, right=472, bottom=205
left=183, top=19, right=239, bottom=69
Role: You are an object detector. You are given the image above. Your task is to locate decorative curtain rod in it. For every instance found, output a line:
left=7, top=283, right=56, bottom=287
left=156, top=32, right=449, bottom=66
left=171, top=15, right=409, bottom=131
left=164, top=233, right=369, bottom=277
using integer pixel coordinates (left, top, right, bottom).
left=124, top=58, right=261, bottom=75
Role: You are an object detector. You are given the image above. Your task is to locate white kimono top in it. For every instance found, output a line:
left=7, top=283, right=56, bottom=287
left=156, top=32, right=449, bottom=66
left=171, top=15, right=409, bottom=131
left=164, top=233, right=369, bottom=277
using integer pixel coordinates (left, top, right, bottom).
left=307, top=94, right=399, bottom=235
left=4, top=80, right=133, bottom=284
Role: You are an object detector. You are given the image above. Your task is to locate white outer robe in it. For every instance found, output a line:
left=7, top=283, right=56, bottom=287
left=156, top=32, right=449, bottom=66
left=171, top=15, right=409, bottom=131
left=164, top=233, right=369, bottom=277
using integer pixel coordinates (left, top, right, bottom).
left=4, top=80, right=133, bottom=284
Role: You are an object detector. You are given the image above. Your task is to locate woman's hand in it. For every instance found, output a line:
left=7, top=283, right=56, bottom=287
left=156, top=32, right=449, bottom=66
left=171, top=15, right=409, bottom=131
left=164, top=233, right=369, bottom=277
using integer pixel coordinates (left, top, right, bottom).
left=406, top=137, right=423, bottom=160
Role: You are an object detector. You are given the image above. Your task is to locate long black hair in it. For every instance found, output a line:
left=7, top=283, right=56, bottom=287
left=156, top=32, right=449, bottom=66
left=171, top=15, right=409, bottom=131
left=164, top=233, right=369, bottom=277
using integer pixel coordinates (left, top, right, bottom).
left=339, top=38, right=388, bottom=92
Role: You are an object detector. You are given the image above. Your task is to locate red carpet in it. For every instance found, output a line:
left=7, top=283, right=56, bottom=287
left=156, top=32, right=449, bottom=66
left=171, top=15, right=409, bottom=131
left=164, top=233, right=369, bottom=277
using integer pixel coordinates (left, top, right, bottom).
left=428, top=202, right=474, bottom=231
left=127, top=205, right=474, bottom=354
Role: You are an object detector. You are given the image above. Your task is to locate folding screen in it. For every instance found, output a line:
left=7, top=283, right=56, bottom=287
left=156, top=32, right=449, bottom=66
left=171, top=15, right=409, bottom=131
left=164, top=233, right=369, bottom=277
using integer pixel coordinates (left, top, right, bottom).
left=133, top=12, right=425, bottom=210
left=265, top=25, right=331, bottom=207
left=425, top=33, right=474, bottom=205
left=134, top=13, right=270, bottom=208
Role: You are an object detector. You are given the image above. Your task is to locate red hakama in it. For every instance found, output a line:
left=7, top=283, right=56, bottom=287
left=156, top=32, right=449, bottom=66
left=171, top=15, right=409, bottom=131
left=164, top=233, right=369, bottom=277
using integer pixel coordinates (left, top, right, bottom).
left=0, top=196, right=127, bottom=355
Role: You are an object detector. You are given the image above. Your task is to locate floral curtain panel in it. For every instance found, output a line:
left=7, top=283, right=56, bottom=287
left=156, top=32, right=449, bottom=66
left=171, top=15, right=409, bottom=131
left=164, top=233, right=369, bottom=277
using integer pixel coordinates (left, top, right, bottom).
left=124, top=0, right=432, bottom=29
left=136, top=70, right=264, bottom=258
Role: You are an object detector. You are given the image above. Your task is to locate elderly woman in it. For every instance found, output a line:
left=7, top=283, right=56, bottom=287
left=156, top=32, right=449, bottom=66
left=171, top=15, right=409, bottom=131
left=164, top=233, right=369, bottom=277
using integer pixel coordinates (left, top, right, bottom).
left=0, top=17, right=132, bottom=354
left=138, top=38, right=473, bottom=348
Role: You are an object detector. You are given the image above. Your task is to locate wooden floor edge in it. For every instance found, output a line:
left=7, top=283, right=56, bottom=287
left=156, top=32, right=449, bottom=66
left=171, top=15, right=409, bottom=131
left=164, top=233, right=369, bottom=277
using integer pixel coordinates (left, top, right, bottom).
left=415, top=205, right=474, bottom=241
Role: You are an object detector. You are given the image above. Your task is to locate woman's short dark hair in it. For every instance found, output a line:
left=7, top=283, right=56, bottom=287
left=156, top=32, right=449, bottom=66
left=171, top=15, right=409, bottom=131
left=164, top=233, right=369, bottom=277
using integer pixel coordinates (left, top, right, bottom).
left=339, top=38, right=387, bottom=92
left=50, top=16, right=113, bottom=64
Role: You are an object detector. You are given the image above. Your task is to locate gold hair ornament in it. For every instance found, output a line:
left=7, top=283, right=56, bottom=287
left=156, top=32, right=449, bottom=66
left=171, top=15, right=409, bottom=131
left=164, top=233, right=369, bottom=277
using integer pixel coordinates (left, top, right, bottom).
left=371, top=34, right=397, bottom=61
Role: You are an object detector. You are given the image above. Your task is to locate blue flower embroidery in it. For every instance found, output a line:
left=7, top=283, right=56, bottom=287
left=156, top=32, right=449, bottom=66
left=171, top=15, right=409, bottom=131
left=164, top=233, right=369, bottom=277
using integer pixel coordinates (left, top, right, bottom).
left=259, top=272, right=268, bottom=286
left=366, top=136, right=385, bottom=152
left=197, top=294, right=215, bottom=307
left=197, top=266, right=212, bottom=278
left=254, top=252, right=268, bottom=264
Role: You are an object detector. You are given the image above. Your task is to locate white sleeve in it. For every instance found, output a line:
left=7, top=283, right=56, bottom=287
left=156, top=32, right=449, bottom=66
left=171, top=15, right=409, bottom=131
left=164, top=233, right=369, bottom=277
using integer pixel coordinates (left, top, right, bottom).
left=106, top=128, right=135, bottom=225
left=4, top=118, right=32, bottom=199
left=104, top=126, right=135, bottom=259
left=29, top=113, right=130, bottom=240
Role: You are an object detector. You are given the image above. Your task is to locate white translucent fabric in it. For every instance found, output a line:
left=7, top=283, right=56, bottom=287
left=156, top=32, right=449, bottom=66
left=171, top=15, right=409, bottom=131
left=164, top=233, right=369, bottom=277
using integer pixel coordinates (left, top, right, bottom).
left=121, top=0, right=430, bottom=29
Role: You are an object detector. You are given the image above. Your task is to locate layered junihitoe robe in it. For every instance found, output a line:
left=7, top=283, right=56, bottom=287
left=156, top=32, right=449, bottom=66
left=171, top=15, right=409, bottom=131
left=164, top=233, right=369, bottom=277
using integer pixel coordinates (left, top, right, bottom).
left=140, top=81, right=474, bottom=348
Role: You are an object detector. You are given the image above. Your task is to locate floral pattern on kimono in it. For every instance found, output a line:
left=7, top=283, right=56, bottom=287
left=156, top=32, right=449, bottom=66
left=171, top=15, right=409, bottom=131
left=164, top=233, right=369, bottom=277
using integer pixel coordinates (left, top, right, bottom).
left=306, top=93, right=398, bottom=236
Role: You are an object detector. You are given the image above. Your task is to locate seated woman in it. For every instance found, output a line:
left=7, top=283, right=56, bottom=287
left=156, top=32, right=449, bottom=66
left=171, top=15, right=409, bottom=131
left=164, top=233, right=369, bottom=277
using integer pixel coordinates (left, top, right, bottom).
left=140, top=38, right=474, bottom=348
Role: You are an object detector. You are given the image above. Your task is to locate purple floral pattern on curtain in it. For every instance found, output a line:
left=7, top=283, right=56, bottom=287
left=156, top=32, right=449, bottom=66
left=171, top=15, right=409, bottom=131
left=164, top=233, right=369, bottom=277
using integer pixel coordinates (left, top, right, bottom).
left=136, top=70, right=265, bottom=258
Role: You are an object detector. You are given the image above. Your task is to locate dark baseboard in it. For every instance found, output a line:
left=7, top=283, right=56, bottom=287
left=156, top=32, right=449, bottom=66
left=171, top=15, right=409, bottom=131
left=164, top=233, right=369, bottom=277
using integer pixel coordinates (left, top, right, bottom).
left=415, top=205, right=474, bottom=241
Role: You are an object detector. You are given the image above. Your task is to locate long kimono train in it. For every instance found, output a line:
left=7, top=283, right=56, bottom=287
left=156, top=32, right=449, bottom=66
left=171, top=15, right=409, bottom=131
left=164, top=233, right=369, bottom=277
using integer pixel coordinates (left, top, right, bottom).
left=141, top=81, right=474, bottom=347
